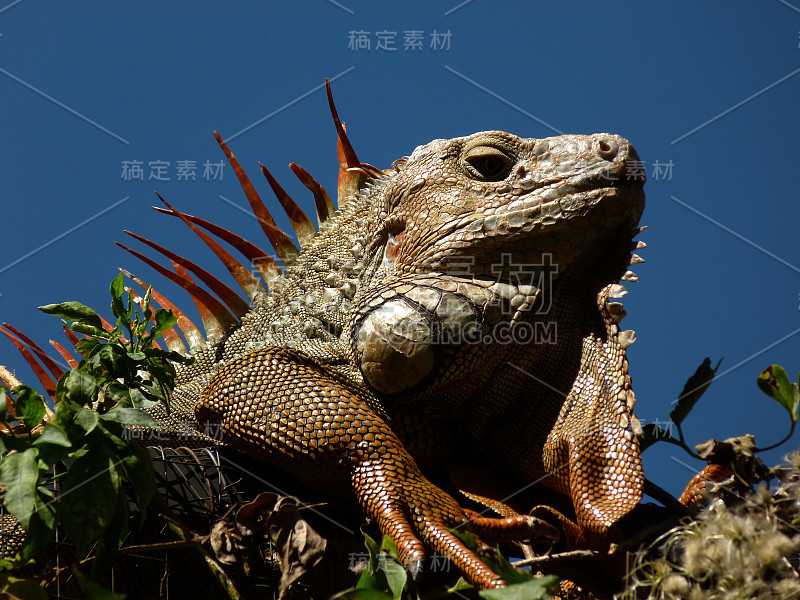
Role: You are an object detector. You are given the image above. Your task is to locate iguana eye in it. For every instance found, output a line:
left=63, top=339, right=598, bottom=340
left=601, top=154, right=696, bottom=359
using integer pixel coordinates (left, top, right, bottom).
left=463, top=146, right=512, bottom=181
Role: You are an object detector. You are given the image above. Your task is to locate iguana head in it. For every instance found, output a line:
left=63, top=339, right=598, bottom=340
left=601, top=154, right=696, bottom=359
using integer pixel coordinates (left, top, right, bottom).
left=352, top=130, right=644, bottom=390
left=363, top=130, right=644, bottom=284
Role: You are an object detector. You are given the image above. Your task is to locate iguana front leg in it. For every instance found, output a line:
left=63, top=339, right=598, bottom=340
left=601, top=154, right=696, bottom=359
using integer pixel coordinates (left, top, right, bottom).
left=347, top=272, right=643, bottom=544
left=194, top=346, right=547, bottom=588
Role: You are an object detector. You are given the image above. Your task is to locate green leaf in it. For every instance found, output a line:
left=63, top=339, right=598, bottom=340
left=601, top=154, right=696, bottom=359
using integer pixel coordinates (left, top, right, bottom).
left=94, top=421, right=128, bottom=452
left=32, top=423, right=72, bottom=448
left=20, top=488, right=58, bottom=562
left=100, top=406, right=158, bottom=428
left=109, top=272, right=129, bottom=325
left=376, top=554, right=406, bottom=600
left=670, top=357, right=721, bottom=426
left=0, top=386, right=8, bottom=418
left=61, top=451, right=121, bottom=555
left=1, top=575, right=49, bottom=600
left=380, top=535, right=400, bottom=560
left=33, top=440, right=73, bottom=470
left=147, top=348, right=191, bottom=364
left=75, top=407, right=100, bottom=434
left=127, top=388, right=158, bottom=410
left=39, top=301, right=102, bottom=328
left=103, top=382, right=131, bottom=406
left=92, top=489, right=130, bottom=576
left=758, top=365, right=800, bottom=423
left=357, top=531, right=382, bottom=591
left=71, top=322, right=110, bottom=338
left=96, top=344, right=129, bottom=376
left=479, top=576, right=558, bottom=600
left=11, top=386, right=46, bottom=430
left=141, top=286, right=153, bottom=316
left=73, top=568, right=127, bottom=600
left=75, top=337, right=102, bottom=357
left=0, top=448, right=40, bottom=529
left=64, top=369, right=98, bottom=406
left=376, top=535, right=406, bottom=600
left=110, top=272, right=125, bottom=302
left=149, top=309, right=178, bottom=341
left=354, top=531, right=407, bottom=599
left=447, top=578, right=473, bottom=593
left=117, top=442, right=155, bottom=521
left=52, top=396, right=82, bottom=432
left=135, top=379, right=167, bottom=404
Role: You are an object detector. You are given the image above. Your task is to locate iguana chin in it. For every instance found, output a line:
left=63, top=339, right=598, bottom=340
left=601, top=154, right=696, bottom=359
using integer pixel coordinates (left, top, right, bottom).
left=3, top=81, right=646, bottom=589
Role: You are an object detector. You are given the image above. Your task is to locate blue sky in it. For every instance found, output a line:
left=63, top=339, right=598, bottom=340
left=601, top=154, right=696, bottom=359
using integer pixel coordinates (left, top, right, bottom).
left=1, top=2, right=799, bottom=500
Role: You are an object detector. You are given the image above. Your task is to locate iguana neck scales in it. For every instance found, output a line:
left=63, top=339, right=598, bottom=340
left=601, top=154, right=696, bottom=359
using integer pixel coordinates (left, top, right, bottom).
left=3, top=81, right=646, bottom=590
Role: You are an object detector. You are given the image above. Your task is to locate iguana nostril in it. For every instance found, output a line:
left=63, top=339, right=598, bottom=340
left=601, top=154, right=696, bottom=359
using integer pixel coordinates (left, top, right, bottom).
left=596, top=138, right=619, bottom=160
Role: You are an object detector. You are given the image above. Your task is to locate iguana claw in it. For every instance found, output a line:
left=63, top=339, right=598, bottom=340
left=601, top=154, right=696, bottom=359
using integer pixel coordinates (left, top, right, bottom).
left=354, top=466, right=507, bottom=588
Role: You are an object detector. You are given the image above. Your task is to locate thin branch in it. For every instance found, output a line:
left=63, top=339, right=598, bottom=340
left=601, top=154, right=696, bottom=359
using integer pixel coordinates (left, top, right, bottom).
left=0, top=365, right=22, bottom=388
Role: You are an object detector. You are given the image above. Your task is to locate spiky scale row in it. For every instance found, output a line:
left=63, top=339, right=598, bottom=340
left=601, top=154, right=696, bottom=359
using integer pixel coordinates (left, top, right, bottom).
left=171, top=261, right=231, bottom=343
left=158, top=196, right=266, bottom=303
left=290, top=162, right=336, bottom=226
left=1, top=81, right=381, bottom=387
left=151, top=206, right=282, bottom=286
left=114, top=242, right=237, bottom=338
left=213, top=130, right=300, bottom=265
left=1, top=323, right=63, bottom=382
left=0, top=325, right=59, bottom=400
left=258, top=163, right=317, bottom=247
left=50, top=339, right=79, bottom=368
left=61, top=323, right=81, bottom=347
left=113, top=79, right=382, bottom=354
left=123, top=228, right=251, bottom=319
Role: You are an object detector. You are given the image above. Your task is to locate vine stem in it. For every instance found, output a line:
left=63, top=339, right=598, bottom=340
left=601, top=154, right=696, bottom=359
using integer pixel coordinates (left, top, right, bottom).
left=757, top=421, right=797, bottom=453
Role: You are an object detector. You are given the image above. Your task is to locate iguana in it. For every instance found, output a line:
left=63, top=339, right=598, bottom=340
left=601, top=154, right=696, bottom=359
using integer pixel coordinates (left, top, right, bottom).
left=2, top=81, right=647, bottom=590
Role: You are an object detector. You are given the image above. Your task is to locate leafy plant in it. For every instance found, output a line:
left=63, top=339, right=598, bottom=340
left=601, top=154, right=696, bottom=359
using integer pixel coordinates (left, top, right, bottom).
left=332, top=529, right=557, bottom=600
left=39, top=272, right=191, bottom=412
left=756, top=364, right=800, bottom=450
left=0, top=273, right=191, bottom=586
left=642, top=358, right=800, bottom=460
